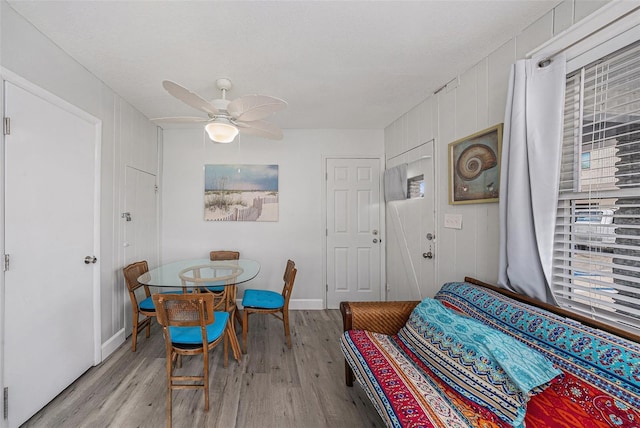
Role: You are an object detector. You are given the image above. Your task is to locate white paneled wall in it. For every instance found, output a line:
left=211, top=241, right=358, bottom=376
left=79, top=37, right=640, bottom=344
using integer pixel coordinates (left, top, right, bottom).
left=161, top=128, right=384, bottom=309
left=384, top=0, right=612, bottom=295
left=2, top=1, right=160, bottom=356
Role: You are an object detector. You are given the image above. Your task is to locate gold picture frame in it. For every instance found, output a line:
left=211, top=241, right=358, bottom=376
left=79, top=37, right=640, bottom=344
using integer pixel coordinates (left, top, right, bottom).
left=448, top=124, right=503, bottom=205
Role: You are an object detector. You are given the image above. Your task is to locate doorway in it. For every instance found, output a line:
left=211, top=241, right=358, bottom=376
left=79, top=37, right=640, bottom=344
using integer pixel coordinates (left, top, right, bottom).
left=3, top=78, right=101, bottom=427
left=325, top=157, right=383, bottom=309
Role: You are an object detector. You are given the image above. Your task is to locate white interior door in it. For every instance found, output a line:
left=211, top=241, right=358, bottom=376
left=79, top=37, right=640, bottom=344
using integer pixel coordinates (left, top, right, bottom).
left=326, top=158, right=382, bottom=308
left=386, top=141, right=436, bottom=300
left=3, top=80, right=99, bottom=427
left=123, top=166, right=158, bottom=336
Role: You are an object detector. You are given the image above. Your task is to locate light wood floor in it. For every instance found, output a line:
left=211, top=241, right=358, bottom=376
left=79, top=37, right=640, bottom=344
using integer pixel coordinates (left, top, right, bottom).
left=23, top=310, right=384, bottom=428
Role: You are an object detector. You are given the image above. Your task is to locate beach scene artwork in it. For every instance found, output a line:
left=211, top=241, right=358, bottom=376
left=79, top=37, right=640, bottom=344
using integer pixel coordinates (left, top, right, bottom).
left=204, top=164, right=279, bottom=221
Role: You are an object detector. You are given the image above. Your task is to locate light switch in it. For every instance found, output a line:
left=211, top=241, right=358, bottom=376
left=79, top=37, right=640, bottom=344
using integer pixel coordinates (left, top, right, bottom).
left=444, top=213, right=463, bottom=229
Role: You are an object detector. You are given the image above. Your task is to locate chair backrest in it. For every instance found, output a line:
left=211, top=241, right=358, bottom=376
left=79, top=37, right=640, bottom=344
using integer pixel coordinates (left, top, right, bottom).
left=123, top=260, right=149, bottom=292
left=179, top=266, right=230, bottom=312
left=153, top=293, right=215, bottom=329
left=281, top=260, right=297, bottom=308
left=123, top=260, right=151, bottom=307
left=210, top=250, right=240, bottom=261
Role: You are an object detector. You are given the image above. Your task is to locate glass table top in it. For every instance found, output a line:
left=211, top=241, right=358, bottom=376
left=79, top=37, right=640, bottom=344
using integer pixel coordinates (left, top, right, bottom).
left=138, top=258, right=260, bottom=288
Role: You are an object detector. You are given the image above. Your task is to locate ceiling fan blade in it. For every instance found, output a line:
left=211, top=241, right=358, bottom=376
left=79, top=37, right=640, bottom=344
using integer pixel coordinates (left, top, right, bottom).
left=237, top=120, right=284, bottom=140
left=162, top=80, right=219, bottom=116
left=151, top=116, right=209, bottom=124
left=227, top=95, right=287, bottom=122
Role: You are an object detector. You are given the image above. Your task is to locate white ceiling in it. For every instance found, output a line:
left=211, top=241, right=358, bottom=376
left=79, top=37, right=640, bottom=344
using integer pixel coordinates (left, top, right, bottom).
left=8, top=1, right=559, bottom=130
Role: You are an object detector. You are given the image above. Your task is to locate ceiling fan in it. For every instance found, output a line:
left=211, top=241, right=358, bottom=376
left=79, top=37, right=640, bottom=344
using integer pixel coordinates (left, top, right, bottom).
left=153, top=78, right=287, bottom=143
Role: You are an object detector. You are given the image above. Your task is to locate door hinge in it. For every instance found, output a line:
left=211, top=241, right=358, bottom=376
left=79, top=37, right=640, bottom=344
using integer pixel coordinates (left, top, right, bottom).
left=3, top=387, right=8, bottom=420
left=3, top=254, right=9, bottom=272
left=3, top=117, right=10, bottom=136
left=326, top=284, right=328, bottom=292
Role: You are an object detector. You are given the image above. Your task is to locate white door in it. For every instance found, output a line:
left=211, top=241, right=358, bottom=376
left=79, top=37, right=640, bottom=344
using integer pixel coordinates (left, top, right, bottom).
left=326, top=158, right=382, bottom=308
left=123, top=166, right=158, bottom=336
left=386, top=142, right=436, bottom=300
left=3, top=80, right=99, bottom=427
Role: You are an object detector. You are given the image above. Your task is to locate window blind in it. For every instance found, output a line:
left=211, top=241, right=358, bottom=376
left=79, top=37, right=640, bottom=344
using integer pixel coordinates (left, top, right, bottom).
left=553, top=40, right=640, bottom=334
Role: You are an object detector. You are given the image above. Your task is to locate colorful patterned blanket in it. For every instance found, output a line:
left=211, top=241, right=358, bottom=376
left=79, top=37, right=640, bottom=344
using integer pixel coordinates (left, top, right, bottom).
left=340, top=282, right=640, bottom=428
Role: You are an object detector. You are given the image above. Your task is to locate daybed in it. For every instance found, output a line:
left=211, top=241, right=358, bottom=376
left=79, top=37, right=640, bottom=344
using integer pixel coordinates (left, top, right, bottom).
left=340, top=277, right=640, bottom=428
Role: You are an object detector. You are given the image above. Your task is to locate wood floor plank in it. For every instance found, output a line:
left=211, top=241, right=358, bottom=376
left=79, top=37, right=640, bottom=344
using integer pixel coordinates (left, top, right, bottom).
left=22, top=310, right=384, bottom=428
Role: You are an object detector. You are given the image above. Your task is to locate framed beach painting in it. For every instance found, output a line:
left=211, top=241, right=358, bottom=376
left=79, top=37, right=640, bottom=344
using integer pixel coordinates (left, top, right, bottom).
left=204, top=164, right=279, bottom=221
left=448, top=124, right=503, bottom=205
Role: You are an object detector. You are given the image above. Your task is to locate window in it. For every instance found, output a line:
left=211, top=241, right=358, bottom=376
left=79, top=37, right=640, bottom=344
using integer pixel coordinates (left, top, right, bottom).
left=553, top=40, right=640, bottom=334
left=407, top=175, right=424, bottom=199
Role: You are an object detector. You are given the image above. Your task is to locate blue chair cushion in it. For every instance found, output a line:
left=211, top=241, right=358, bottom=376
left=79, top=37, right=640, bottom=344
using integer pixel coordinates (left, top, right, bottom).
left=139, top=291, right=183, bottom=312
left=203, top=284, right=225, bottom=293
left=169, top=311, right=229, bottom=345
left=242, top=289, right=284, bottom=309
left=139, top=296, right=155, bottom=312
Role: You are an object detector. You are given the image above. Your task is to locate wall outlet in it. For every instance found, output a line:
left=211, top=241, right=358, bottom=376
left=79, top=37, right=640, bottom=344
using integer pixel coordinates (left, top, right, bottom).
left=444, top=213, right=463, bottom=229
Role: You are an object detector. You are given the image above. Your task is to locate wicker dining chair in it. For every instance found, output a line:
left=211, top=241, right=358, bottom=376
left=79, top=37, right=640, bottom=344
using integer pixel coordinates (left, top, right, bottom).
left=209, top=250, right=240, bottom=262
left=153, top=293, right=229, bottom=428
left=241, top=259, right=297, bottom=353
left=206, top=250, right=243, bottom=326
left=204, top=250, right=240, bottom=292
left=123, top=260, right=156, bottom=352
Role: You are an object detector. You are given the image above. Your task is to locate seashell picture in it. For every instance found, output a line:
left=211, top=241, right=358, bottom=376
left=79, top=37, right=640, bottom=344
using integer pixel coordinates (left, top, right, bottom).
left=448, top=124, right=503, bottom=204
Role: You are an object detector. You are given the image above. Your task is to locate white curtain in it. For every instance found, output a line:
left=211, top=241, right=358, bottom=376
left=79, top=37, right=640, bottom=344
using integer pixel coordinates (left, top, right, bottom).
left=384, top=163, right=407, bottom=201
left=498, top=55, right=566, bottom=304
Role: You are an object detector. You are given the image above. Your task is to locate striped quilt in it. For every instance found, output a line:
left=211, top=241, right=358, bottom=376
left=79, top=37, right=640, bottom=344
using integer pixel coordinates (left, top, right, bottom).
left=340, top=282, right=640, bottom=428
left=341, top=329, right=511, bottom=427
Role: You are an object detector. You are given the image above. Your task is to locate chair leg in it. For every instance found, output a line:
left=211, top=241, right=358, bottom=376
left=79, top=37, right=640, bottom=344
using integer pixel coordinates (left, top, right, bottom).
left=166, top=389, right=172, bottom=428
left=166, top=351, right=173, bottom=428
left=234, top=307, right=243, bottom=331
left=145, top=316, right=151, bottom=338
left=283, top=309, right=291, bottom=349
left=223, top=322, right=229, bottom=368
left=203, top=349, right=209, bottom=412
left=132, top=313, right=139, bottom=352
left=242, top=309, right=249, bottom=354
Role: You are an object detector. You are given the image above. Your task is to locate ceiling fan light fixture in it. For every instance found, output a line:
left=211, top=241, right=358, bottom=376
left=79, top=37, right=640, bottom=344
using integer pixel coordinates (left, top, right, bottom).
left=205, top=121, right=238, bottom=143
left=160, top=79, right=286, bottom=142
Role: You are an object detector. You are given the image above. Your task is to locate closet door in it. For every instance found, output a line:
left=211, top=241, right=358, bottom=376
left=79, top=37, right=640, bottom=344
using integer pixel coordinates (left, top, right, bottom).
left=122, top=165, right=158, bottom=336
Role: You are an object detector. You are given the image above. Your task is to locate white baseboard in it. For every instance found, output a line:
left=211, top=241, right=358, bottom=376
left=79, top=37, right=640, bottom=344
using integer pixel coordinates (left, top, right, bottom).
left=289, top=299, right=324, bottom=310
left=236, top=298, right=324, bottom=310
left=101, top=328, right=125, bottom=361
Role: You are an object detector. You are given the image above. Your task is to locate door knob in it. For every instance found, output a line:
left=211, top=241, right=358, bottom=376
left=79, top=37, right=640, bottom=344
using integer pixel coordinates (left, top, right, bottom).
left=84, top=256, right=97, bottom=264
left=373, top=238, right=379, bottom=243
left=423, top=252, right=433, bottom=259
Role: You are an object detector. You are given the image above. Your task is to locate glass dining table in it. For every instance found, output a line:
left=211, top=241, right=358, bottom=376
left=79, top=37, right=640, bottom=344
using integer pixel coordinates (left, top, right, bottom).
left=138, top=258, right=260, bottom=361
